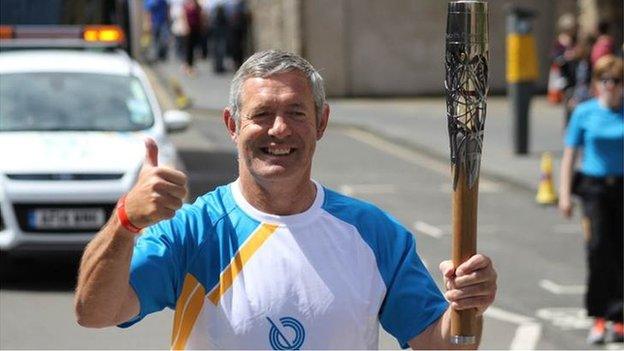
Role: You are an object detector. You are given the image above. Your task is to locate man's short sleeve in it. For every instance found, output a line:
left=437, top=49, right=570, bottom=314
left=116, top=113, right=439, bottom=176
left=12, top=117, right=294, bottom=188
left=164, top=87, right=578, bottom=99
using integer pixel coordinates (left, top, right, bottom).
left=377, top=229, right=449, bottom=348
left=323, top=192, right=450, bottom=349
left=118, top=218, right=185, bottom=328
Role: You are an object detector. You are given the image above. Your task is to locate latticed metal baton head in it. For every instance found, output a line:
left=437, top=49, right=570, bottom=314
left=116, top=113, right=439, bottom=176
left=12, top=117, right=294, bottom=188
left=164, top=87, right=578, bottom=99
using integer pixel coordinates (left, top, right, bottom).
left=446, top=0, right=488, bottom=190
left=445, top=1, right=489, bottom=345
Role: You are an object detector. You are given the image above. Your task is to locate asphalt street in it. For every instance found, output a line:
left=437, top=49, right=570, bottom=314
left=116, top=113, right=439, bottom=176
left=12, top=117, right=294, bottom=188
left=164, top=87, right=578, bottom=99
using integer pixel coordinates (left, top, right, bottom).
left=2, top=109, right=620, bottom=349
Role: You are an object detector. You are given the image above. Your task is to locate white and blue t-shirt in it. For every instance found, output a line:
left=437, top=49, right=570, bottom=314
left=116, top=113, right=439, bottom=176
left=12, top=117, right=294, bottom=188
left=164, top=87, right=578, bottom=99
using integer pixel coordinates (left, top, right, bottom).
left=120, top=180, right=448, bottom=349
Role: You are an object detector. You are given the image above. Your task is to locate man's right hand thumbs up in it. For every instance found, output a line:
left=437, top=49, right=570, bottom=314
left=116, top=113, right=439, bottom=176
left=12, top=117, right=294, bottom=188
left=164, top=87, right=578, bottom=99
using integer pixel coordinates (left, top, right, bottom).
left=121, top=138, right=188, bottom=231
left=145, top=137, right=159, bottom=167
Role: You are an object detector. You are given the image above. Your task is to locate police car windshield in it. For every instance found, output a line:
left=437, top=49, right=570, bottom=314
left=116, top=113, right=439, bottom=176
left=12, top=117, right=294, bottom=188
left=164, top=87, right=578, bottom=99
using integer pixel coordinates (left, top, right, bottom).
left=0, top=72, right=154, bottom=131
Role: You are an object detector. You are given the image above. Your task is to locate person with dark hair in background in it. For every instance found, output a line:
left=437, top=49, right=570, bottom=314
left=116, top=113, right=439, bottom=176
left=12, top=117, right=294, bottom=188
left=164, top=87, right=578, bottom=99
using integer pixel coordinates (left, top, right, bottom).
left=559, top=55, right=624, bottom=344
left=228, top=0, right=250, bottom=70
left=212, top=3, right=228, bottom=73
left=183, top=0, right=202, bottom=76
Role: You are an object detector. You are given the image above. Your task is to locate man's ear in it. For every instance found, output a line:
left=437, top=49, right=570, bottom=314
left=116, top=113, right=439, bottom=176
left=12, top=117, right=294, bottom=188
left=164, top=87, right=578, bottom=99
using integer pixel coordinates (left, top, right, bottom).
left=316, top=103, right=330, bottom=140
left=223, top=108, right=238, bottom=142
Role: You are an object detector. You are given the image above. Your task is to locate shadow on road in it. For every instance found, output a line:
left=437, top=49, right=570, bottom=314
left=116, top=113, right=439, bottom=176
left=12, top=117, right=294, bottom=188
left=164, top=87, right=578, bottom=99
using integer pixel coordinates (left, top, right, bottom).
left=1, top=253, right=81, bottom=292
left=178, top=149, right=239, bottom=201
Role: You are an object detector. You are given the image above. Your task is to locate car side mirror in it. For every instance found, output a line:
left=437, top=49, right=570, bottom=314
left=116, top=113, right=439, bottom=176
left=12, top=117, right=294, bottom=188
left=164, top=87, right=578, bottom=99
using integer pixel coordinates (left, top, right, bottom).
left=163, top=110, right=191, bottom=133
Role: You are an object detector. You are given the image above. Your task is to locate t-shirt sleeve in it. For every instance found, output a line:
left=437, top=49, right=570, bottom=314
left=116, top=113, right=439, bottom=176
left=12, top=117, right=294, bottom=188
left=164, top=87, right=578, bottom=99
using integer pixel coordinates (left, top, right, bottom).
left=565, top=106, right=585, bottom=147
left=377, top=220, right=449, bottom=348
left=118, top=218, right=186, bottom=328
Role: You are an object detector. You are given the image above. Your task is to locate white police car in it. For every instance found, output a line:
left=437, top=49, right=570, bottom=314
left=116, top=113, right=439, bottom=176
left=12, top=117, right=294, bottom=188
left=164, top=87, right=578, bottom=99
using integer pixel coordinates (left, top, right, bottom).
left=0, top=25, right=190, bottom=253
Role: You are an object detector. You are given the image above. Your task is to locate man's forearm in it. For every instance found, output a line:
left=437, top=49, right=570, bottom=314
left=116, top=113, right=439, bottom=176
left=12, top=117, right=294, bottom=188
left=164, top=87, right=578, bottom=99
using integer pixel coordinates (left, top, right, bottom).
left=74, top=212, right=138, bottom=328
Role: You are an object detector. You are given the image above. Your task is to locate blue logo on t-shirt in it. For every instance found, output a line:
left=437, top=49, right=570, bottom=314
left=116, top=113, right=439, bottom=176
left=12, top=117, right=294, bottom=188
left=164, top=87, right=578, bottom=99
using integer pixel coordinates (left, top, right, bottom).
left=266, top=316, right=305, bottom=350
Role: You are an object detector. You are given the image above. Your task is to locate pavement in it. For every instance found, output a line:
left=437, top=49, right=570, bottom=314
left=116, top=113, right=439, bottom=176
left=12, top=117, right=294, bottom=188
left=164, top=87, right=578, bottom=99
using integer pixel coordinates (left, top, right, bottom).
left=148, top=57, right=568, bottom=196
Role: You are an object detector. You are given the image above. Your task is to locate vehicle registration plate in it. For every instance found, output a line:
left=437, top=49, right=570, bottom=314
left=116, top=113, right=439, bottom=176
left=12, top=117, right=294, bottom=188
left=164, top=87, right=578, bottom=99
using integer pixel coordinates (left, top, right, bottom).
left=29, top=208, right=106, bottom=230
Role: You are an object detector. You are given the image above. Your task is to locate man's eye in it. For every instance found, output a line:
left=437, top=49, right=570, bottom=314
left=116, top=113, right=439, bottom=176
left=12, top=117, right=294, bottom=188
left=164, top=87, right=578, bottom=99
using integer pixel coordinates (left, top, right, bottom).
left=289, top=111, right=306, bottom=118
left=252, top=112, right=270, bottom=118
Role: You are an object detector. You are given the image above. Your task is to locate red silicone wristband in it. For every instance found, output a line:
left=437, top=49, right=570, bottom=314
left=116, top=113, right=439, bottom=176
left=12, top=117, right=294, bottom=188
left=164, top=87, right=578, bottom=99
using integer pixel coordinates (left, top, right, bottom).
left=116, top=194, right=142, bottom=233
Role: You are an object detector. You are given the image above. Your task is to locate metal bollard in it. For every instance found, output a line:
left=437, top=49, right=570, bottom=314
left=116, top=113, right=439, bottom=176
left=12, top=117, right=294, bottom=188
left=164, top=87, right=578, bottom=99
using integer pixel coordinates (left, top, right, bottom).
left=506, top=6, right=539, bottom=155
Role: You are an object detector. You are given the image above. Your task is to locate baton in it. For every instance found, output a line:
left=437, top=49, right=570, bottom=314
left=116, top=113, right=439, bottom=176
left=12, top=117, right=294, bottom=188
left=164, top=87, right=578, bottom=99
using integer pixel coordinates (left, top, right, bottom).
left=445, top=0, right=489, bottom=345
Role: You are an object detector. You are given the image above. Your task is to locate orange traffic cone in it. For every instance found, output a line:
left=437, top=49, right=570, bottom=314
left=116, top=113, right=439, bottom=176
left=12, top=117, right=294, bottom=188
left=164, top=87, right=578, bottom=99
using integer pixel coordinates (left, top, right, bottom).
left=547, top=63, right=565, bottom=104
left=536, top=152, right=558, bottom=205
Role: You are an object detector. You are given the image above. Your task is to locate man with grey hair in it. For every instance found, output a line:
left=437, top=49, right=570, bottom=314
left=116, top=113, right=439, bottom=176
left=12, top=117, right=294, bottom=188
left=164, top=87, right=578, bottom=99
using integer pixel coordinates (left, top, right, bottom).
left=75, top=50, right=497, bottom=349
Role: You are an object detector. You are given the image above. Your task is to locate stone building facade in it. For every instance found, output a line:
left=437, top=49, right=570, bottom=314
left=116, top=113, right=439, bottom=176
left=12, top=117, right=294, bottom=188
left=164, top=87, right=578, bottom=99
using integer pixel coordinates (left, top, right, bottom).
left=246, top=0, right=621, bottom=97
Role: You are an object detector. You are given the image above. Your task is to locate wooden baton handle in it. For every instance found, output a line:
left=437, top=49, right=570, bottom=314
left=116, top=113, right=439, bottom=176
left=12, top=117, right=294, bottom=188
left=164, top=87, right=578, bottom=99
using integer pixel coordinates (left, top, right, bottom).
left=450, top=165, right=478, bottom=344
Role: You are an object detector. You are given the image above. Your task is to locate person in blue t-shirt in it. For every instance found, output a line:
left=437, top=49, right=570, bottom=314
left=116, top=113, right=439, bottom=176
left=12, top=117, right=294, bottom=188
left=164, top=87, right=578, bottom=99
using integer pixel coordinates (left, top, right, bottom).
left=144, top=0, right=170, bottom=62
left=74, top=50, right=497, bottom=349
left=559, top=55, right=624, bottom=344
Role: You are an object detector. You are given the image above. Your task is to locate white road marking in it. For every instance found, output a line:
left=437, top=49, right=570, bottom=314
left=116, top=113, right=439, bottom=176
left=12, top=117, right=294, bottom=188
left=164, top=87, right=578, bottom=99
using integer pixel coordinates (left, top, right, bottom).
left=343, top=128, right=451, bottom=176
left=486, top=306, right=534, bottom=324
left=536, top=307, right=592, bottom=330
left=512, top=323, right=542, bottom=350
left=339, top=184, right=396, bottom=196
left=553, top=224, right=582, bottom=234
left=539, top=279, right=585, bottom=295
left=485, top=306, right=542, bottom=350
left=413, top=221, right=445, bottom=238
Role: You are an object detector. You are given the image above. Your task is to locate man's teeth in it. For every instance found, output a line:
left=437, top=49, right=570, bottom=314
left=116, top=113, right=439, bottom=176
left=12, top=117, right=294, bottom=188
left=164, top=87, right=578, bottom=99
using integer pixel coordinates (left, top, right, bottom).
left=267, top=147, right=292, bottom=155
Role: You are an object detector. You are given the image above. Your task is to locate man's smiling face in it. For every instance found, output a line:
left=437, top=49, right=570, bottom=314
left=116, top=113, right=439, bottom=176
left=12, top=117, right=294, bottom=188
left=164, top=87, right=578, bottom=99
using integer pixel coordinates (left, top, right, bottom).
left=231, top=70, right=327, bottom=184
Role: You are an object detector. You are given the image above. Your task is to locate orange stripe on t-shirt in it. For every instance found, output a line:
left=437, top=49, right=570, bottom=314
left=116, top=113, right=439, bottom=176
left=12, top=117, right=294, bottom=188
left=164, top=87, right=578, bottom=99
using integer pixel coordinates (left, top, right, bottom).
left=171, top=273, right=205, bottom=350
left=207, top=223, right=279, bottom=305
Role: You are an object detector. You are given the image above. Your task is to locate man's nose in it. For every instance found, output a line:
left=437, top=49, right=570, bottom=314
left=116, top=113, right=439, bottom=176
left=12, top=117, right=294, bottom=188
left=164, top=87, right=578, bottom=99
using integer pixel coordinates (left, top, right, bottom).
left=268, top=115, right=292, bottom=138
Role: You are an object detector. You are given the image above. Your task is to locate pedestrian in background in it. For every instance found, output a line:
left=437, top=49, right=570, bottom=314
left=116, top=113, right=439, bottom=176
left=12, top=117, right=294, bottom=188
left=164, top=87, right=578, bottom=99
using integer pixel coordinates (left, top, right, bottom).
left=550, top=14, right=579, bottom=125
left=144, top=0, right=170, bottom=62
left=169, top=0, right=188, bottom=61
left=228, top=0, right=250, bottom=70
left=567, top=36, right=595, bottom=114
left=211, top=3, right=228, bottom=73
left=183, top=0, right=202, bottom=76
left=558, top=55, right=624, bottom=345
left=591, top=21, right=615, bottom=66
left=199, top=0, right=212, bottom=60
